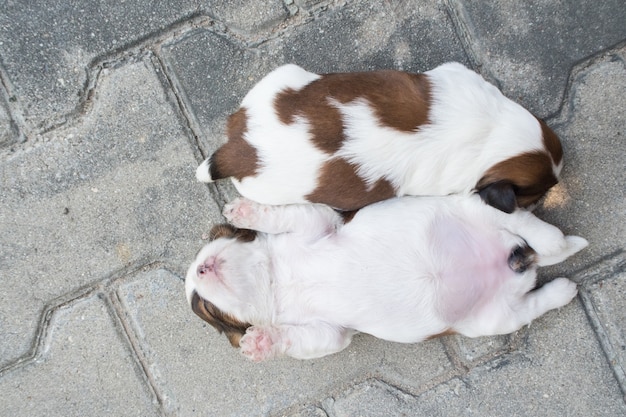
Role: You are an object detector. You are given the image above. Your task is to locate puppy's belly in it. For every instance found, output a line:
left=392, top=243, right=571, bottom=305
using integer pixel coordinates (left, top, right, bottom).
left=428, top=216, right=512, bottom=323
left=311, top=206, right=512, bottom=342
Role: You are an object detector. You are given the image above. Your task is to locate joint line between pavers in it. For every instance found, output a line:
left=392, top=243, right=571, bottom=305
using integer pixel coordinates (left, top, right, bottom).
left=0, top=59, right=29, bottom=142
left=0, top=259, right=164, bottom=377
left=105, top=288, right=169, bottom=416
left=546, top=39, right=626, bottom=124
left=578, top=287, right=626, bottom=399
left=441, top=0, right=489, bottom=77
left=0, top=284, right=98, bottom=377
left=572, top=249, right=626, bottom=286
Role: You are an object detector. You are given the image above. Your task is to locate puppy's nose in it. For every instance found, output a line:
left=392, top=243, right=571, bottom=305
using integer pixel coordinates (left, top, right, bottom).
left=197, top=263, right=213, bottom=276
left=197, top=257, right=217, bottom=277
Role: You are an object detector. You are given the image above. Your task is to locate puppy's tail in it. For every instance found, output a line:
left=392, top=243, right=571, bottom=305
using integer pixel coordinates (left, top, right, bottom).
left=508, top=243, right=538, bottom=273
left=196, top=158, right=216, bottom=183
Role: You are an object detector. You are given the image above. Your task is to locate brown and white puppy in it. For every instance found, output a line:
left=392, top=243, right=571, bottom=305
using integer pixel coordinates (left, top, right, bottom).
left=197, top=63, right=562, bottom=213
left=185, top=196, right=587, bottom=361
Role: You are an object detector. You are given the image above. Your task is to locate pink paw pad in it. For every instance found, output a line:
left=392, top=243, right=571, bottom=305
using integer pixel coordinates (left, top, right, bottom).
left=223, top=198, right=259, bottom=228
left=240, top=327, right=277, bottom=362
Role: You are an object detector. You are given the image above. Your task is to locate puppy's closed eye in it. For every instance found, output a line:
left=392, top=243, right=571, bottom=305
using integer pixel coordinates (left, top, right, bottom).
left=190, top=291, right=251, bottom=347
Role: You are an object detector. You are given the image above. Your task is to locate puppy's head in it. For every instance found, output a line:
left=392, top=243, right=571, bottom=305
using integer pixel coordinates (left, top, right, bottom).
left=476, top=118, right=563, bottom=213
left=185, top=224, right=266, bottom=347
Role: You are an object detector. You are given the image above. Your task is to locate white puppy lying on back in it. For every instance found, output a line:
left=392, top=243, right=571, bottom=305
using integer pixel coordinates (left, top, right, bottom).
left=185, top=196, right=587, bottom=361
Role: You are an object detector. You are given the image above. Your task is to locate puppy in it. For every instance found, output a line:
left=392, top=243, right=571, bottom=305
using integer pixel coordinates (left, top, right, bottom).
left=196, top=63, right=563, bottom=213
left=185, top=196, right=587, bottom=361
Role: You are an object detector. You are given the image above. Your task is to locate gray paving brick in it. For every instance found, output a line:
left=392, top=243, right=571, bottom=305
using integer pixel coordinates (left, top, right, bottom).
left=536, top=50, right=626, bottom=275
left=0, top=59, right=220, bottom=367
left=456, top=0, right=626, bottom=116
left=328, top=379, right=424, bottom=417
left=328, top=299, right=626, bottom=416
left=0, top=295, right=159, bottom=416
left=274, top=0, right=468, bottom=73
left=0, top=0, right=287, bottom=132
left=584, top=269, right=626, bottom=395
left=0, top=96, right=16, bottom=147
left=162, top=30, right=277, bottom=145
left=447, top=333, right=511, bottom=365
left=117, top=268, right=454, bottom=416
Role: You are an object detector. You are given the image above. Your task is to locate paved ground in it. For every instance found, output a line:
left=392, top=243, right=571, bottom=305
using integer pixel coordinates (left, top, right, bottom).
left=0, top=1, right=624, bottom=416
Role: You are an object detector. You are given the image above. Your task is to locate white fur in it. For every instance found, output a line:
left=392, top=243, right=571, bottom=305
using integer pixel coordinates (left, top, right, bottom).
left=197, top=63, right=560, bottom=206
left=185, top=196, right=587, bottom=361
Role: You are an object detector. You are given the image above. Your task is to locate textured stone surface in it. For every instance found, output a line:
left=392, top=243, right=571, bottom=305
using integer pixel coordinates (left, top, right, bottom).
left=0, top=60, right=220, bottom=367
left=274, top=0, right=469, bottom=73
left=327, top=299, right=626, bottom=416
left=536, top=50, right=626, bottom=275
left=0, top=0, right=287, bottom=132
left=0, top=95, right=17, bottom=147
left=0, top=295, right=159, bottom=416
left=585, top=269, right=626, bottom=394
left=457, top=0, right=626, bottom=116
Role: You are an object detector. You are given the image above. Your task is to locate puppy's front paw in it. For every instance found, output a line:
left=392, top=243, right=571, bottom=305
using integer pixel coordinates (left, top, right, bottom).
left=240, top=326, right=281, bottom=362
left=223, top=197, right=264, bottom=229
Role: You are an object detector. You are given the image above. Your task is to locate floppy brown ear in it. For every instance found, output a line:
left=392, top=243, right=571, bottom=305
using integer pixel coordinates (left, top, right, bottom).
left=190, top=291, right=251, bottom=348
left=225, top=331, right=245, bottom=347
left=477, top=181, right=517, bottom=213
left=209, top=224, right=257, bottom=242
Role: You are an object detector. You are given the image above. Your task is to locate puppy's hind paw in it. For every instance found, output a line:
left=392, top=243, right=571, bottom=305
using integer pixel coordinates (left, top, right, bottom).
left=240, top=327, right=281, bottom=362
left=542, top=277, right=578, bottom=309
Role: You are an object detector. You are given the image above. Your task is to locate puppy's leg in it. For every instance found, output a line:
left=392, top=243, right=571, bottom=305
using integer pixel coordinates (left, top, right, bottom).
left=457, top=277, right=578, bottom=337
left=490, top=208, right=588, bottom=266
left=239, top=323, right=354, bottom=361
left=224, top=197, right=343, bottom=238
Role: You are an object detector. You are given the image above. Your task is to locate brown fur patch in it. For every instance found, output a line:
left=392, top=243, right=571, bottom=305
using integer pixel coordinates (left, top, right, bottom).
left=209, top=108, right=259, bottom=181
left=538, top=118, right=563, bottom=165
left=426, top=329, right=458, bottom=340
left=209, top=224, right=257, bottom=242
left=190, top=291, right=251, bottom=347
left=306, top=158, right=396, bottom=211
left=274, top=71, right=432, bottom=154
left=476, top=151, right=558, bottom=210
left=338, top=210, right=359, bottom=223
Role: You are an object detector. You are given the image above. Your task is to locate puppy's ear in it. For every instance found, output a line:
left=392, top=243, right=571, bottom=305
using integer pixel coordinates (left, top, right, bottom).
left=209, top=224, right=257, bottom=242
left=190, top=291, right=251, bottom=347
left=477, top=181, right=517, bottom=213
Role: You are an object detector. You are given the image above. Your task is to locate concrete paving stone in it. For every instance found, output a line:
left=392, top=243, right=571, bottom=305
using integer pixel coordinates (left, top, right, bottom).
left=447, top=333, right=511, bottom=366
left=535, top=50, right=625, bottom=276
left=327, top=378, right=424, bottom=417
left=326, top=298, right=626, bottom=416
left=210, top=0, right=288, bottom=34
left=0, top=295, right=159, bottom=416
left=0, top=95, right=17, bottom=147
left=412, top=299, right=625, bottom=416
left=273, top=0, right=469, bottom=74
left=0, top=0, right=287, bottom=132
left=117, top=268, right=455, bottom=416
left=457, top=0, right=626, bottom=116
left=0, top=59, right=221, bottom=367
left=161, top=30, right=278, bottom=146
left=584, top=270, right=626, bottom=395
